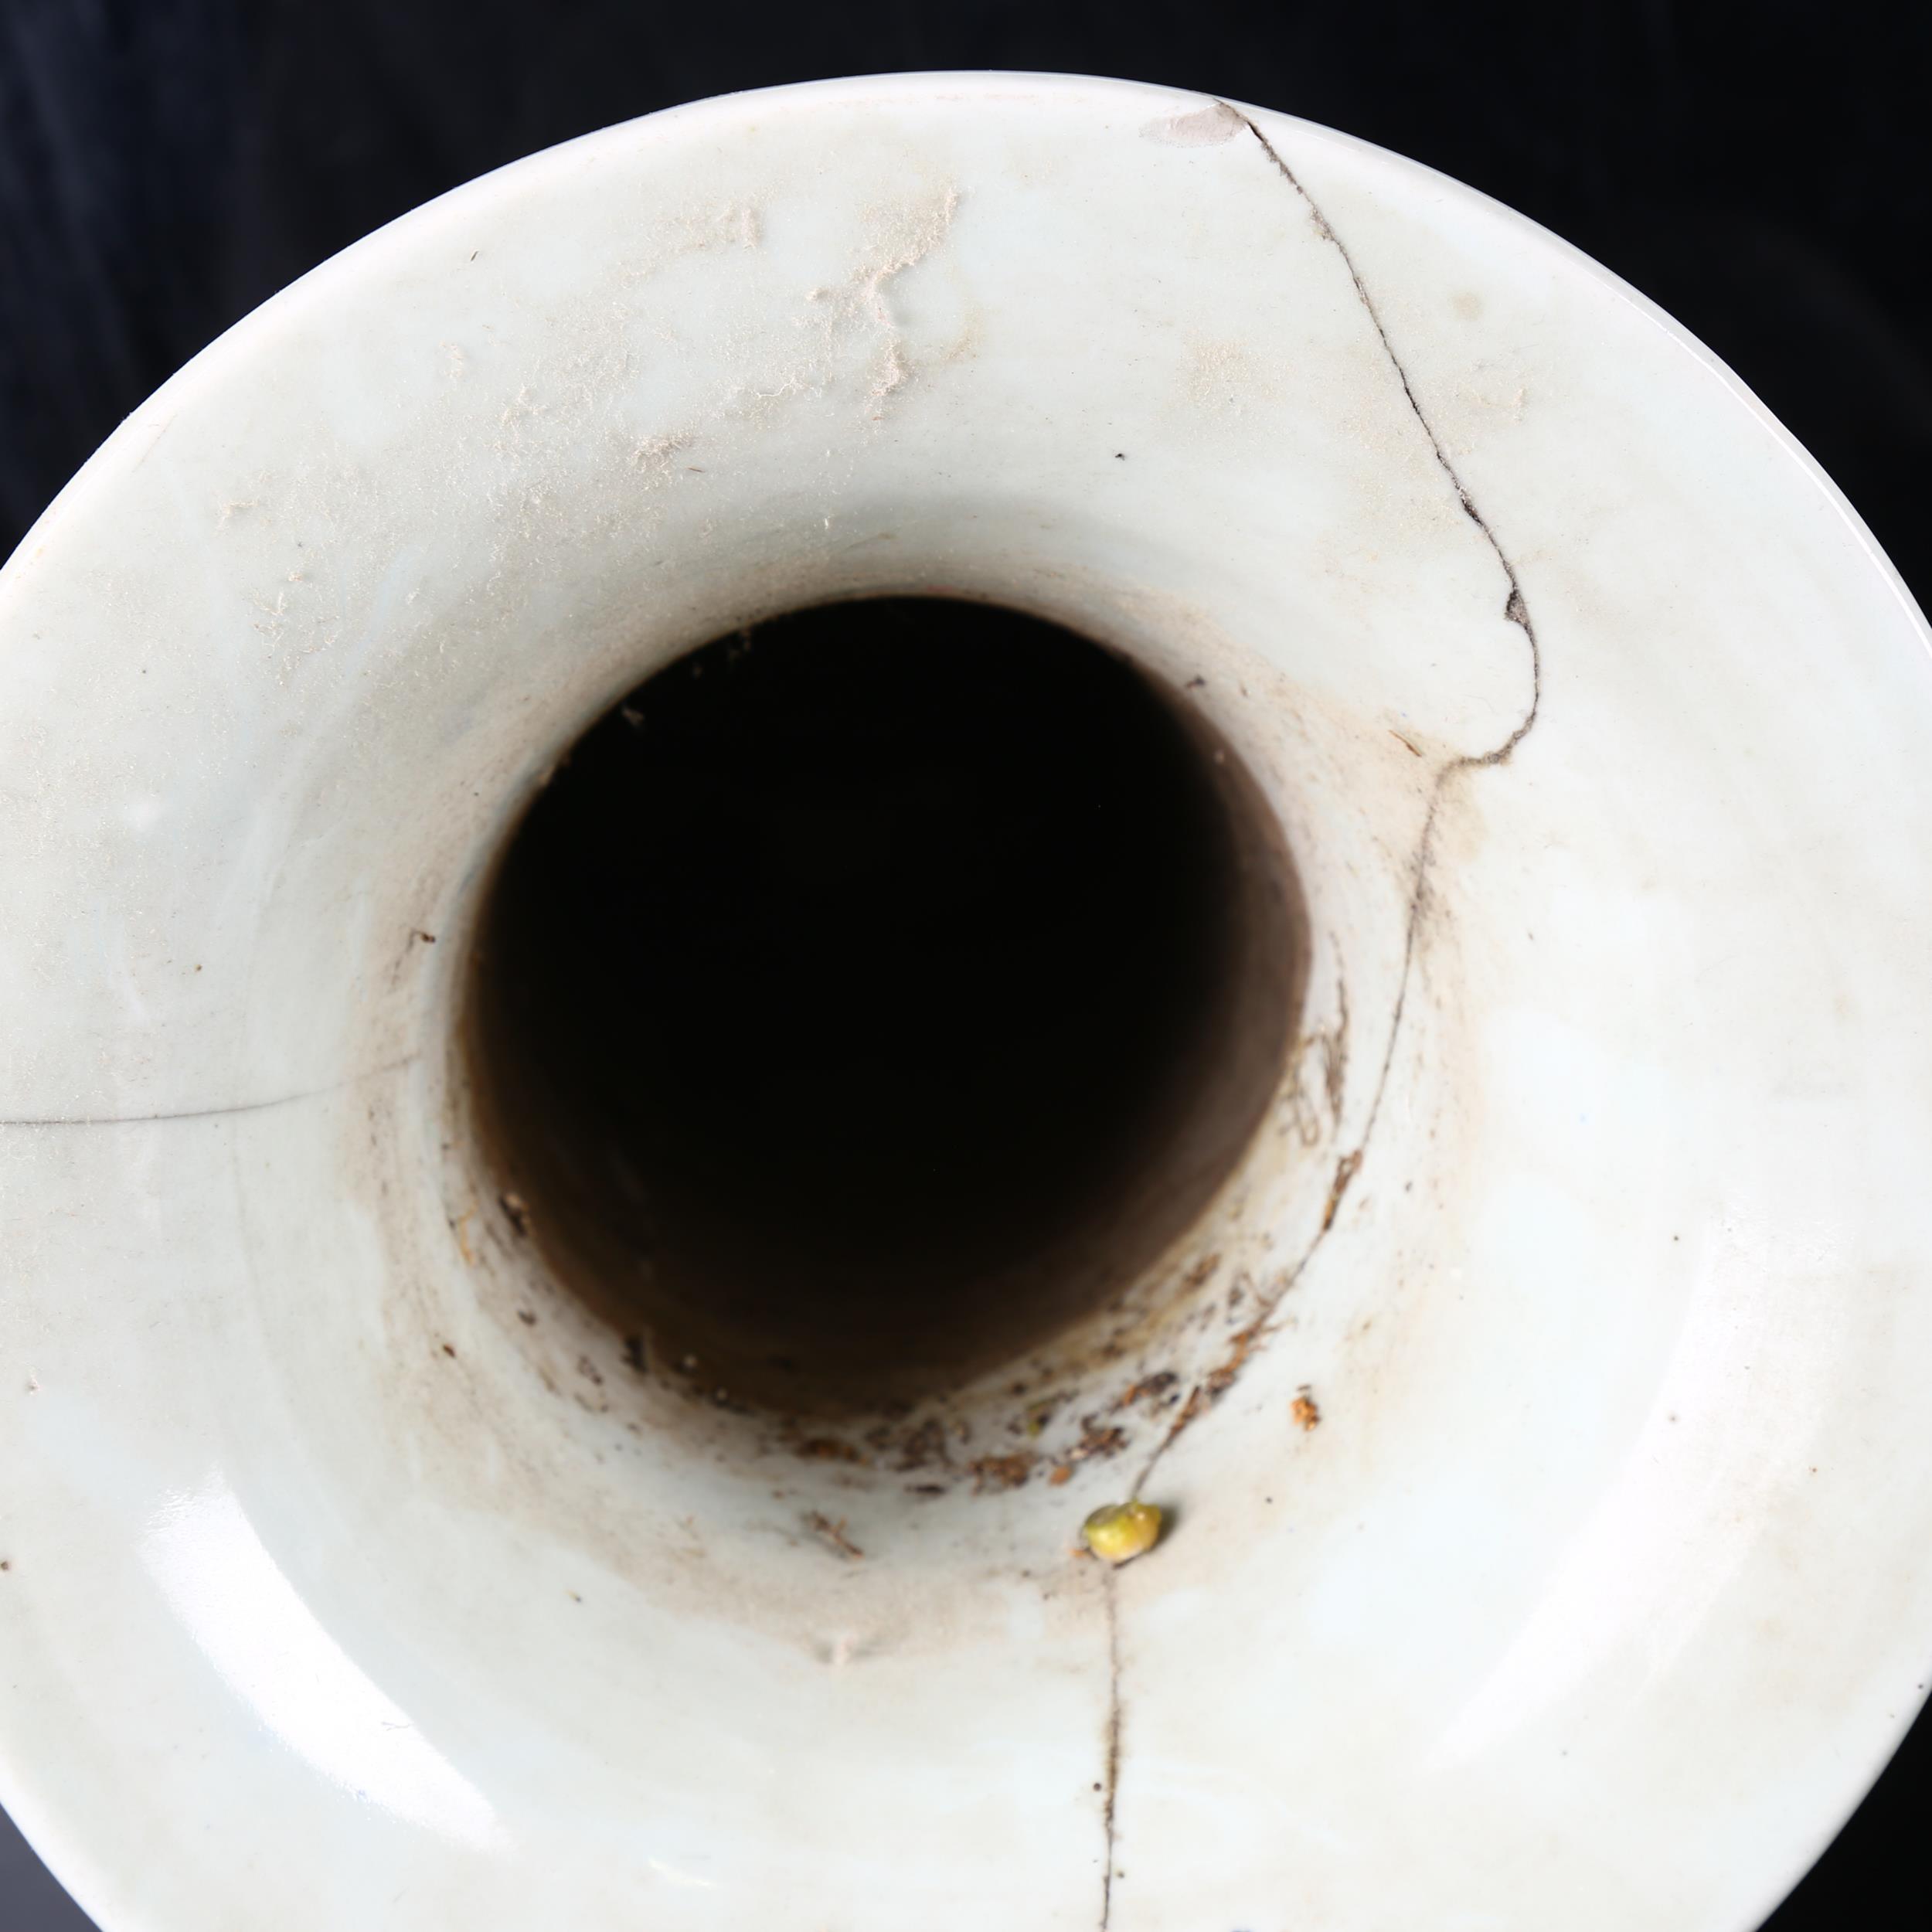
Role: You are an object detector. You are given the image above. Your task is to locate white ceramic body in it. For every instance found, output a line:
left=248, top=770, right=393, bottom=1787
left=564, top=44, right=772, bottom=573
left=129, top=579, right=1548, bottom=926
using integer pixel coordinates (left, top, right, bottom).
left=3, top=72, right=1931, bottom=1932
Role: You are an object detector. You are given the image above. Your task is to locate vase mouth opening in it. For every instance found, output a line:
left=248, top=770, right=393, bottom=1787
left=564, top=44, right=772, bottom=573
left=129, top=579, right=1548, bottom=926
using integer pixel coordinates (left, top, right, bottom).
left=461, top=593, right=1307, bottom=1421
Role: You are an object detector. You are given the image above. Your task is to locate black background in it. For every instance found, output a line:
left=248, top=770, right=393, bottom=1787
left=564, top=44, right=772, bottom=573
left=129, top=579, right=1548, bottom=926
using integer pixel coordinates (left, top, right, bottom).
left=2, top=2, right=1928, bottom=1926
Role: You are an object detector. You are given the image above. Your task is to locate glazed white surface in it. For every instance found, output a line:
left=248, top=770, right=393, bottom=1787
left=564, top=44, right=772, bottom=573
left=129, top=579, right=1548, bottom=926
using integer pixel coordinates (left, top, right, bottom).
left=2, top=71, right=1930, bottom=1932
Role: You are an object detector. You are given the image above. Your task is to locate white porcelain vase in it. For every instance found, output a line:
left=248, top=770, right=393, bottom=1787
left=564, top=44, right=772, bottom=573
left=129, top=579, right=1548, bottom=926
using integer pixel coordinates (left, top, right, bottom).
left=3, top=71, right=1930, bottom=1932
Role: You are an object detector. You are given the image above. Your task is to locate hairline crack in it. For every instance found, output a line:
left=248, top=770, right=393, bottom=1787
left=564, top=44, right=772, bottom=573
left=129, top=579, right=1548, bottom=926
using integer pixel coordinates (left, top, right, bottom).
left=1099, top=1564, right=1123, bottom=1929
left=1129, top=104, right=1546, bottom=1496
left=0, top=1053, right=421, bottom=1128
left=1099, top=110, right=1549, bottom=1922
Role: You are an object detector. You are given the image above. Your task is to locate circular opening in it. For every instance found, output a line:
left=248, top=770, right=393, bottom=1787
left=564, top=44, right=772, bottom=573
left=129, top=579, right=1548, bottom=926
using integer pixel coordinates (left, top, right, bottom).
left=467, top=597, right=1304, bottom=1415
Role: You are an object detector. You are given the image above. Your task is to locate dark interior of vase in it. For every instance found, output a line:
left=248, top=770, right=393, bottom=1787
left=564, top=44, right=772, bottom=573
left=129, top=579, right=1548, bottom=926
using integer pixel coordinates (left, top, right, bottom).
left=466, top=596, right=1304, bottom=1413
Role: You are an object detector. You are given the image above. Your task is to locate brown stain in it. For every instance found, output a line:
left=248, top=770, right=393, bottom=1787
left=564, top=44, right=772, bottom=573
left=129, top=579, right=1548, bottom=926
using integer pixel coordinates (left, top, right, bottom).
left=1116, top=1370, right=1179, bottom=1410
left=803, top=1511, right=864, bottom=1560
left=966, top=1451, right=1037, bottom=1495
left=1072, top=1416, right=1130, bottom=1462
left=889, top=1416, right=952, bottom=1472
left=1180, top=1252, right=1221, bottom=1292
left=1321, top=1148, right=1364, bottom=1233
